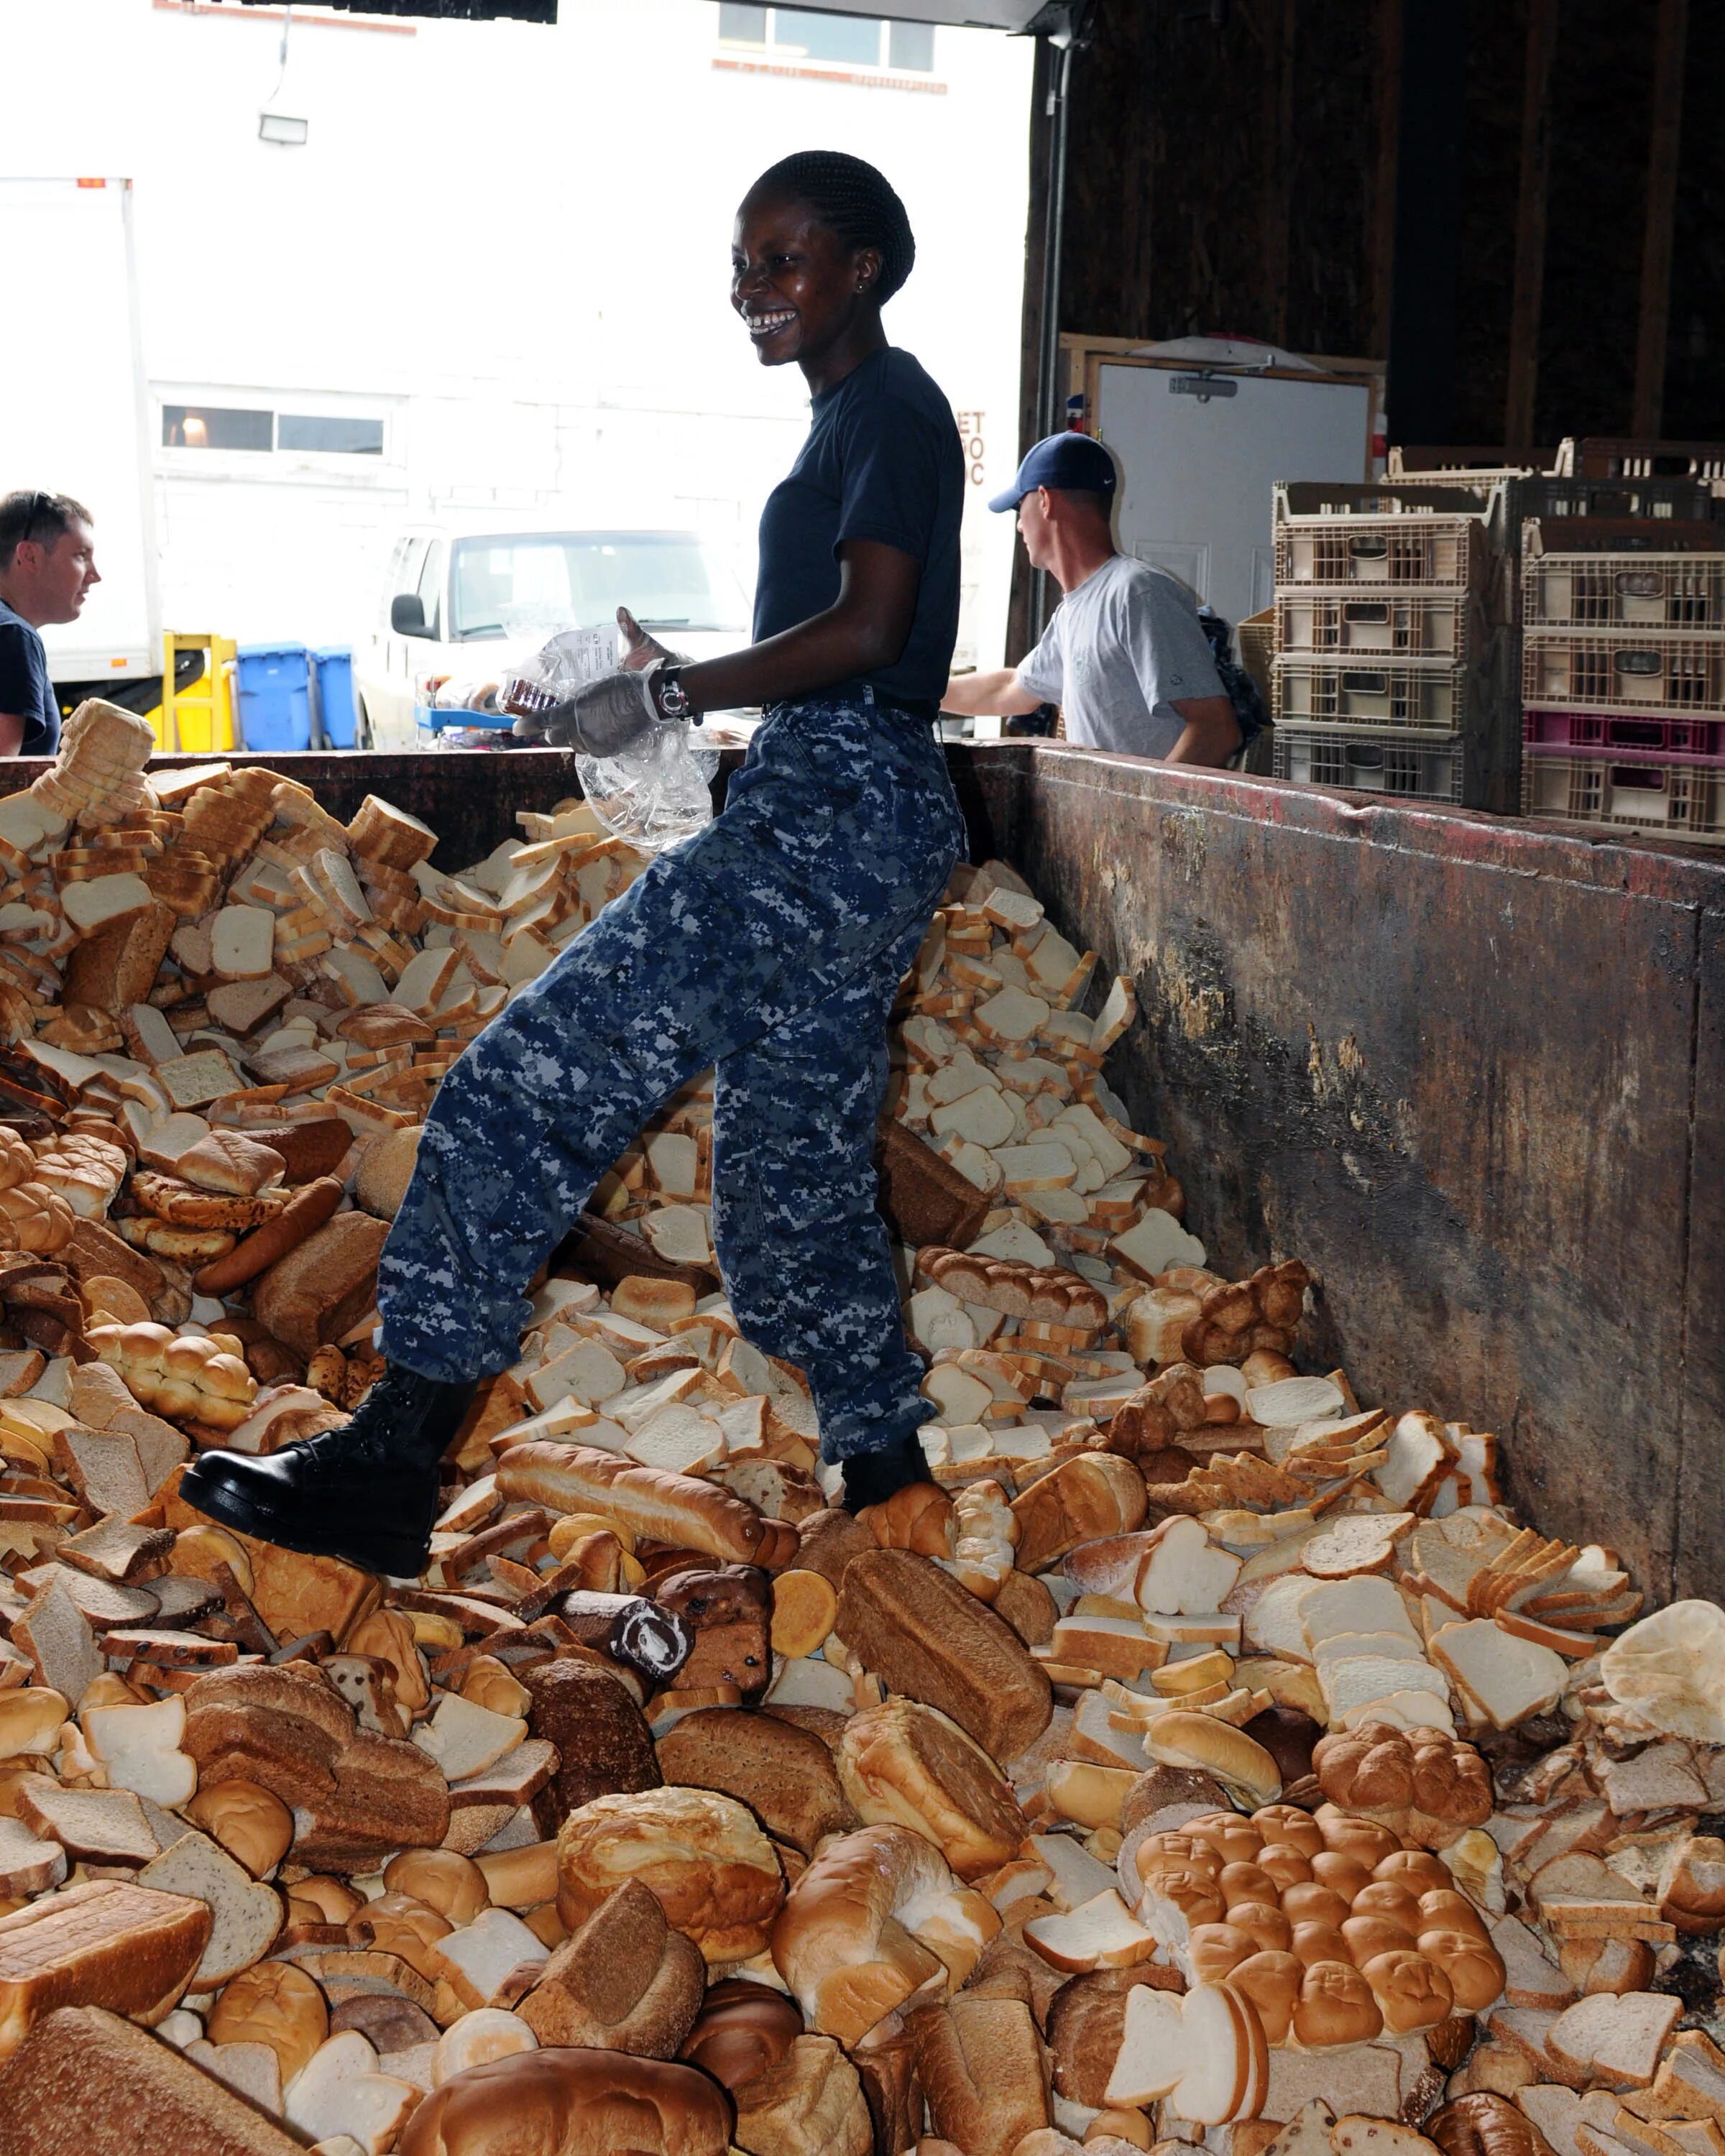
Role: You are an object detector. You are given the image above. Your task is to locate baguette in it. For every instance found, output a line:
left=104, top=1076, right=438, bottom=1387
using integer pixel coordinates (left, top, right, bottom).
left=497, top=1441, right=783, bottom=1568
left=190, top=1175, right=344, bottom=1295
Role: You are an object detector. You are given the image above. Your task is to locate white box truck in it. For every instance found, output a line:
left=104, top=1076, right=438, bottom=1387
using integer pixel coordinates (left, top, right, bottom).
left=0, top=177, right=162, bottom=714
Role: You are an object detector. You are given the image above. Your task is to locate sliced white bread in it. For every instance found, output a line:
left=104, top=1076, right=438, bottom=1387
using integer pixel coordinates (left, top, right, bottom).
left=1490, top=1915, right=1578, bottom=2011
left=1105, top=1982, right=1188, bottom=2106
left=1137, top=1516, right=1243, bottom=1616
left=1374, top=1411, right=1458, bottom=1511
left=1320, top=1655, right=1450, bottom=1719
left=1515, top=2086, right=1586, bottom=2156
left=1246, top=1376, right=1346, bottom=1427
left=1031, top=1830, right=1123, bottom=1912
left=1431, top=1619, right=1568, bottom=1729
left=82, top=1695, right=197, bottom=1807
left=1300, top=1575, right=1420, bottom=1652
left=211, top=904, right=276, bottom=980
left=1245, top=1573, right=1320, bottom=1661
left=1334, top=1688, right=1458, bottom=1736
left=431, top=1906, right=550, bottom=2012
left=60, top=872, right=155, bottom=936
left=1312, top=1628, right=1429, bottom=1669
left=411, top=1694, right=528, bottom=1782
left=1024, top=1889, right=1159, bottom=1972
left=1302, top=1512, right=1415, bottom=1579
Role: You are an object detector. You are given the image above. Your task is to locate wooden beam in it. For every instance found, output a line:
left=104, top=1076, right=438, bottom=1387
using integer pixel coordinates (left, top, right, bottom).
left=1263, top=0, right=1297, bottom=346
left=1504, top=0, right=1560, bottom=453
left=1370, top=0, right=1404, bottom=361
left=1632, top=0, right=1688, bottom=437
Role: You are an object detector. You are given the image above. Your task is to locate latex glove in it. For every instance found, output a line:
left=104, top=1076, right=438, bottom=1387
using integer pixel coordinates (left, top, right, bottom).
left=541, top=665, right=661, bottom=756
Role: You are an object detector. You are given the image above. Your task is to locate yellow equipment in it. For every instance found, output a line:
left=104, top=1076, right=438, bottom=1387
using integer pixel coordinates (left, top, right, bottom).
left=152, top=632, right=237, bottom=752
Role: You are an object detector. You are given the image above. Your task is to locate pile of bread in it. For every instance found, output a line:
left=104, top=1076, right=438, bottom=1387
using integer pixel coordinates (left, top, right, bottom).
left=0, top=706, right=1721, bottom=2156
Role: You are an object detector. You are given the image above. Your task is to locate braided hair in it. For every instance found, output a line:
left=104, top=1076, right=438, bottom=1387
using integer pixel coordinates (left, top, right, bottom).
left=747, top=150, right=916, bottom=303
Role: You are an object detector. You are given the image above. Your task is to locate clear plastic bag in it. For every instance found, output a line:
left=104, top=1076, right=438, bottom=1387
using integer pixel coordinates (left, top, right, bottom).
left=575, top=725, right=719, bottom=855
left=503, top=626, right=715, bottom=856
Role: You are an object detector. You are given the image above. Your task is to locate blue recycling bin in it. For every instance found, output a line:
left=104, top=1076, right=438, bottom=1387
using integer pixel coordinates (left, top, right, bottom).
left=234, top=643, right=311, bottom=751
left=313, top=645, right=358, bottom=749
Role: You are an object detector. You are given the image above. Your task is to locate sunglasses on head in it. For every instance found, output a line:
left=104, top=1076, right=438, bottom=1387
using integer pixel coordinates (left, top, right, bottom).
left=20, top=492, right=56, bottom=545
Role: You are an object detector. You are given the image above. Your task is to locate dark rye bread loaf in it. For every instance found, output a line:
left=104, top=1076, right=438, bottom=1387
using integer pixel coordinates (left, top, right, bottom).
left=524, top=1656, right=661, bottom=1825
left=836, top=1548, right=1052, bottom=1762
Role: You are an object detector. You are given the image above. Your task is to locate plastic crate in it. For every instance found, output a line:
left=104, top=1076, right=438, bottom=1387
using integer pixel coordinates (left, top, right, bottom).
left=1274, top=657, right=1473, bottom=732
left=234, top=643, right=310, bottom=751
left=1554, top=438, right=1725, bottom=484
left=1520, top=473, right=1719, bottom=523
left=1523, top=708, right=1725, bottom=758
left=1522, top=747, right=1725, bottom=840
left=1522, top=549, right=1725, bottom=630
left=1522, top=515, right=1725, bottom=561
left=1268, top=483, right=1492, bottom=591
left=1274, top=727, right=1464, bottom=804
left=1522, top=630, right=1725, bottom=715
left=1276, top=590, right=1476, bottom=660
left=311, top=646, right=357, bottom=749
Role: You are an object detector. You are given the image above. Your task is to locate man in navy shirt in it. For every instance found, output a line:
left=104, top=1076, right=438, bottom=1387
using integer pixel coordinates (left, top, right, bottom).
left=0, top=491, right=101, bottom=757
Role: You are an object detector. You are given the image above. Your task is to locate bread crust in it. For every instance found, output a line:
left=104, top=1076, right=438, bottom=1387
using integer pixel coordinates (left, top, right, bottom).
left=191, top=1175, right=344, bottom=1295
left=836, top=1698, right=1026, bottom=1881
left=500, top=1445, right=781, bottom=1570
left=397, top=2047, right=734, bottom=2156
left=0, top=1882, right=212, bottom=2061
left=656, top=1708, right=851, bottom=1856
left=836, top=1548, right=1052, bottom=1762
left=0, top=2004, right=305, bottom=2156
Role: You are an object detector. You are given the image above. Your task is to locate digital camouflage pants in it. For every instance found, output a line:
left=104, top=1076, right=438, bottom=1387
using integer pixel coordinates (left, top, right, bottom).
left=377, top=691, right=965, bottom=1462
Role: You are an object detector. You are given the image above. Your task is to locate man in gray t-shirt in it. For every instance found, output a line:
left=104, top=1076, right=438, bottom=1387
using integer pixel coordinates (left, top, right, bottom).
left=941, top=433, right=1240, bottom=765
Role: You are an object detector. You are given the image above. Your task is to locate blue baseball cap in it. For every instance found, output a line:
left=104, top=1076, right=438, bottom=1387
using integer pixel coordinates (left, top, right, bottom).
left=989, top=431, right=1118, bottom=512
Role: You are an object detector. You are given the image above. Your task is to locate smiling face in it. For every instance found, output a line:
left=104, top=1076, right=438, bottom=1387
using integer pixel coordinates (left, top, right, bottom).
left=730, top=188, right=882, bottom=373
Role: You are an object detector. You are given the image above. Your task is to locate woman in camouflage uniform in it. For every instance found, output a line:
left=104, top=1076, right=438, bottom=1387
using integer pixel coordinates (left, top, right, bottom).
left=185, top=152, right=969, bottom=1577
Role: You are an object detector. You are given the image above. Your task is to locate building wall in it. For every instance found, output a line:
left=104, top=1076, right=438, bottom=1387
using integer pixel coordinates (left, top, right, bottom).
left=0, top=0, right=1032, bottom=662
left=1030, top=0, right=1722, bottom=459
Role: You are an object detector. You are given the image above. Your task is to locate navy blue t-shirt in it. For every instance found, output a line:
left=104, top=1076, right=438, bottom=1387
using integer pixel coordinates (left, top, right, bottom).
left=0, top=599, right=62, bottom=757
left=753, top=346, right=964, bottom=707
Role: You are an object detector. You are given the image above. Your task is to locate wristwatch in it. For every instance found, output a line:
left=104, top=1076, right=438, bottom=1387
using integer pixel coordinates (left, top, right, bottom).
left=649, top=660, right=694, bottom=722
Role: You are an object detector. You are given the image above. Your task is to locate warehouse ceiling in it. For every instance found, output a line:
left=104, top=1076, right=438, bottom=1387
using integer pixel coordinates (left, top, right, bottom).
left=236, top=0, right=1054, bottom=28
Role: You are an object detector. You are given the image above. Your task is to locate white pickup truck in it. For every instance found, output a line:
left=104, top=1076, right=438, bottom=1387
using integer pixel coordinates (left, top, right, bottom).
left=354, top=519, right=753, bottom=751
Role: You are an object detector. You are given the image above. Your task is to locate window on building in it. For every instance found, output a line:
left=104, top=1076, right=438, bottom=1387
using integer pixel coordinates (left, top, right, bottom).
left=163, top=405, right=387, bottom=454
left=162, top=405, right=272, bottom=451
left=277, top=414, right=385, bottom=454
left=717, top=7, right=936, bottom=73
left=888, top=20, right=934, bottom=69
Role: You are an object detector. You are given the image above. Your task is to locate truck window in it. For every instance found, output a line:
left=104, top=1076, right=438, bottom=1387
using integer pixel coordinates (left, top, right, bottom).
left=448, top=533, right=747, bottom=641
left=416, top=542, right=445, bottom=639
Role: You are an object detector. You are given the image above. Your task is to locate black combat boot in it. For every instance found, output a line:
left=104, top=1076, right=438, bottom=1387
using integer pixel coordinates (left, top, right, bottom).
left=180, top=1363, right=479, bottom=1578
left=840, top=1429, right=929, bottom=1514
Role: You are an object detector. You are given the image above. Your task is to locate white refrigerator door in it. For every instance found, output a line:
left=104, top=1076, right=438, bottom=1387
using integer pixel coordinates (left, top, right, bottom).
left=1093, top=363, right=1371, bottom=630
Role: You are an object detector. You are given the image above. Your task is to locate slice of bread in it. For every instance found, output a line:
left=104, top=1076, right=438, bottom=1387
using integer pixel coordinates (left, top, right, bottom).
left=1431, top=1619, right=1568, bottom=1729
left=139, top=1828, right=284, bottom=1986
